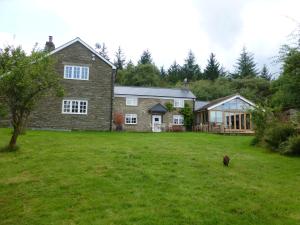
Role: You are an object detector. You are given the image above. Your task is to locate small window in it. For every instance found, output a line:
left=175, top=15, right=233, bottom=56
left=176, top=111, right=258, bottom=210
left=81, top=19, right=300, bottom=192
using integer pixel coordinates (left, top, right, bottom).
left=173, top=115, right=184, bottom=125
left=174, top=99, right=184, bottom=108
left=64, top=65, right=89, bottom=80
left=62, top=100, right=88, bottom=115
left=125, top=114, right=137, bottom=124
left=126, top=97, right=138, bottom=106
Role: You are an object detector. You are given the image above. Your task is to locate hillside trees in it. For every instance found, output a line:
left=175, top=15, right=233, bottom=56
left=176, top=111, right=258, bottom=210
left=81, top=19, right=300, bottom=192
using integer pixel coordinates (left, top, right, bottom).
left=232, top=47, right=258, bottom=78
left=203, top=53, right=221, bottom=80
left=114, top=46, right=126, bottom=70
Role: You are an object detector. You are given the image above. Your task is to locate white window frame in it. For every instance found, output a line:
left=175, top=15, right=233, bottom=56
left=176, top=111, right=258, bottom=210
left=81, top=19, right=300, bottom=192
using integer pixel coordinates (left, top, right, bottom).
left=173, top=115, right=184, bottom=125
left=174, top=99, right=184, bottom=108
left=125, top=114, right=137, bottom=124
left=64, top=65, right=89, bottom=80
left=62, top=100, right=88, bottom=115
left=126, top=97, right=138, bottom=106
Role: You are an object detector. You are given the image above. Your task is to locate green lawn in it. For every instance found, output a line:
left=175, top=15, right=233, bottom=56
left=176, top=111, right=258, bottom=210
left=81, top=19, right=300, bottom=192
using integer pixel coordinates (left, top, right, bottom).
left=0, top=129, right=299, bottom=225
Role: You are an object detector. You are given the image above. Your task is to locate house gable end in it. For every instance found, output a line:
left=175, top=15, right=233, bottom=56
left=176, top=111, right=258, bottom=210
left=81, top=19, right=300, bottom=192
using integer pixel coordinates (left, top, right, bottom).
left=49, top=37, right=116, bottom=69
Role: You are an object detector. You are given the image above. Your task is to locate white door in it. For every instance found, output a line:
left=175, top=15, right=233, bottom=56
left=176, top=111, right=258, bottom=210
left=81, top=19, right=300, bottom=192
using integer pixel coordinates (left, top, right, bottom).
left=152, top=115, right=162, bottom=132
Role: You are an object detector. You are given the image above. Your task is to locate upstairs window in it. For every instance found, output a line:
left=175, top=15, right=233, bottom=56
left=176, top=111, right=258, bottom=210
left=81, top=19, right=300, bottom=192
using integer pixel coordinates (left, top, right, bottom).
left=62, top=100, right=88, bottom=114
left=174, top=99, right=184, bottom=108
left=126, top=97, right=138, bottom=106
left=64, top=65, right=89, bottom=80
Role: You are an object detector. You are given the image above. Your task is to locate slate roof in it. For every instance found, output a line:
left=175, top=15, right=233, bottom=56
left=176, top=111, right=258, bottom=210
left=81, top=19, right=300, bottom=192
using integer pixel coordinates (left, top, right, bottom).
left=148, top=103, right=168, bottom=114
left=194, top=101, right=209, bottom=111
left=114, top=86, right=196, bottom=99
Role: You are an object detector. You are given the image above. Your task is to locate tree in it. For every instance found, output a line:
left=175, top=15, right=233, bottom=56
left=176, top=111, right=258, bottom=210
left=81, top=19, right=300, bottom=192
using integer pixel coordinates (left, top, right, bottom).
left=95, top=42, right=110, bottom=61
left=181, top=50, right=202, bottom=81
left=0, top=46, right=63, bottom=149
left=114, top=46, right=126, bottom=70
left=160, top=66, right=167, bottom=78
left=138, top=50, right=153, bottom=65
left=233, top=47, right=258, bottom=78
left=272, top=48, right=300, bottom=109
left=131, top=64, right=160, bottom=86
left=167, top=61, right=181, bottom=84
left=115, top=63, right=160, bottom=87
left=203, top=53, right=221, bottom=80
left=260, top=64, right=272, bottom=80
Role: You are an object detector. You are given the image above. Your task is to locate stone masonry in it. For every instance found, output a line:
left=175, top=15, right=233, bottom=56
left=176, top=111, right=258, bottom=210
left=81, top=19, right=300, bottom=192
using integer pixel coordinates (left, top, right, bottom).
left=28, top=41, right=114, bottom=131
left=113, top=97, right=194, bottom=131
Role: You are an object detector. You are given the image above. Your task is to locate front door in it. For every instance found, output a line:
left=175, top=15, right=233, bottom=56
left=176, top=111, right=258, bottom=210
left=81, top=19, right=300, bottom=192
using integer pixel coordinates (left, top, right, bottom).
left=152, top=115, right=162, bottom=132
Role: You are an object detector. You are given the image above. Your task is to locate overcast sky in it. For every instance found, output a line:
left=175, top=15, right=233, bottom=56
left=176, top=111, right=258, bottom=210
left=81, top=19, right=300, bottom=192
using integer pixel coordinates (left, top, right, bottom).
left=1, top=0, right=299, bottom=75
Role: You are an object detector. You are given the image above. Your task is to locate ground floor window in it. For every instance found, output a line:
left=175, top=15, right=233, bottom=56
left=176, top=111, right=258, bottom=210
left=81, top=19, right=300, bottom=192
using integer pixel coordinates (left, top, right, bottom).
left=62, top=100, right=88, bottom=114
left=173, top=115, right=184, bottom=125
left=125, top=114, right=137, bottom=124
left=209, top=111, right=222, bottom=124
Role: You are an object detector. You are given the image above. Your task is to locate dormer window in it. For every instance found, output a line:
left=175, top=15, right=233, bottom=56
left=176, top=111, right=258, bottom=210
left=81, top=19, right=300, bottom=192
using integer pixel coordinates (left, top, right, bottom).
left=126, top=97, right=138, bottom=106
left=64, top=65, right=89, bottom=80
left=174, top=99, right=184, bottom=108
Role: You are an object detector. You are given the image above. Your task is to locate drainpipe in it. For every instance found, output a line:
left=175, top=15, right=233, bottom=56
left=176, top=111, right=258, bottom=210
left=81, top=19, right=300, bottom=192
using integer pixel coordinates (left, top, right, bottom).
left=110, top=69, right=116, bottom=131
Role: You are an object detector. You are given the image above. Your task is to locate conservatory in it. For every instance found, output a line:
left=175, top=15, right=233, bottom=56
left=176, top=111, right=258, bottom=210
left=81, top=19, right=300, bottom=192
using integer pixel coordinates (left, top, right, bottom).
left=194, top=94, right=255, bottom=133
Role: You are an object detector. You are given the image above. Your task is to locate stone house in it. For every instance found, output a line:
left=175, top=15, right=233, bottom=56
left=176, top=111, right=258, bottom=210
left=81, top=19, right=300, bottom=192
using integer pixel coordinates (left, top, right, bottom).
left=27, top=37, right=116, bottom=131
left=113, top=86, right=196, bottom=132
left=0, top=37, right=258, bottom=134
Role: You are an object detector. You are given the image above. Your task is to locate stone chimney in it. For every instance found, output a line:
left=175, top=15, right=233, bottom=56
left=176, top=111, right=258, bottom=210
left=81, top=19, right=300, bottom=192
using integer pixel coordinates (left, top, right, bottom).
left=44, top=36, right=55, bottom=52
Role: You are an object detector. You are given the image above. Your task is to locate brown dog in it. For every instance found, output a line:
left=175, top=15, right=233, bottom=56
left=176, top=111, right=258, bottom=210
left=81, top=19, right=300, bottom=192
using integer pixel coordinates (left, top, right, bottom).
left=223, top=155, right=230, bottom=166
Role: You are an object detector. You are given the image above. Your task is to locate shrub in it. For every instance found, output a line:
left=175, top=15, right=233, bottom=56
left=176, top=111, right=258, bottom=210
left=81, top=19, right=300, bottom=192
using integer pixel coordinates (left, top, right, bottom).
left=280, top=135, right=300, bottom=155
left=264, top=123, right=296, bottom=150
left=251, top=106, right=274, bottom=143
left=180, top=103, right=193, bottom=131
left=113, top=113, right=124, bottom=131
left=164, top=102, right=174, bottom=112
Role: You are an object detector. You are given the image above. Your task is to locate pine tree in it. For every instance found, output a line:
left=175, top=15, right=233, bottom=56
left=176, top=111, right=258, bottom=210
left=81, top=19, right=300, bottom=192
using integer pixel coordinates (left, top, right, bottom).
left=233, top=47, right=258, bottom=78
left=167, top=61, right=181, bottom=84
left=203, top=53, right=221, bottom=80
left=160, top=66, right=167, bottom=78
left=95, top=42, right=110, bottom=61
left=138, top=50, right=153, bottom=65
left=181, top=50, right=202, bottom=81
left=114, top=46, right=126, bottom=70
left=260, top=64, right=272, bottom=80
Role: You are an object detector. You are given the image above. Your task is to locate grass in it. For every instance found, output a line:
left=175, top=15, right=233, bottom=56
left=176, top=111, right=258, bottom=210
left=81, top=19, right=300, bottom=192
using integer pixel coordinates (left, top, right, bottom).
left=0, top=128, right=300, bottom=225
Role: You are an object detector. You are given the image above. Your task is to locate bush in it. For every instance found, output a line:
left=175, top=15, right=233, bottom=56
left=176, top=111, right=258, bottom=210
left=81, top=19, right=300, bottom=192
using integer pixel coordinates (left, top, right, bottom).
left=280, top=135, right=300, bottom=155
left=264, top=123, right=296, bottom=150
left=113, top=112, right=124, bottom=131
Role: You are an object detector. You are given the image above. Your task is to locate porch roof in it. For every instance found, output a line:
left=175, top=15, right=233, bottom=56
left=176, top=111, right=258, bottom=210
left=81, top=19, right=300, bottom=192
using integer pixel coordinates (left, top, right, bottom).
left=148, top=103, right=168, bottom=114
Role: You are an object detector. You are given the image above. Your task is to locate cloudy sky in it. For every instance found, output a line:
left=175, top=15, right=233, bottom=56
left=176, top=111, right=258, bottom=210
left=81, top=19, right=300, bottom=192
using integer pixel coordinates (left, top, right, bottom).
left=1, top=0, right=299, bottom=75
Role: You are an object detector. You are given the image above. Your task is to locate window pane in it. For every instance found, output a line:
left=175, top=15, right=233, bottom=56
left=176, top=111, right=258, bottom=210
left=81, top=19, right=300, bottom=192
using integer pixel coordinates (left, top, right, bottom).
left=81, top=67, right=88, bottom=80
left=241, top=114, right=245, bottom=129
left=63, top=100, right=70, bottom=112
left=64, top=66, right=72, bottom=78
left=73, top=67, right=80, bottom=79
left=236, top=114, right=240, bottom=129
left=72, top=101, right=78, bottom=113
left=246, top=114, right=251, bottom=129
left=80, top=101, right=87, bottom=113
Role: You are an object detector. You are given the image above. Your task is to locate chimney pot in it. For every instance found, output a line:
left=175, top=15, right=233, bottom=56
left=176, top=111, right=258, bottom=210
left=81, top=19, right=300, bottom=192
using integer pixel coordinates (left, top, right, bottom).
left=49, top=36, right=53, bottom=42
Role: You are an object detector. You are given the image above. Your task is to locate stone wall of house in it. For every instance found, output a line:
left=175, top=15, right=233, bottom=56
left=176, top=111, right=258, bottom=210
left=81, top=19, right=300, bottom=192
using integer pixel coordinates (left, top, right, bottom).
left=28, top=41, right=114, bottom=131
left=113, top=96, right=194, bottom=132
